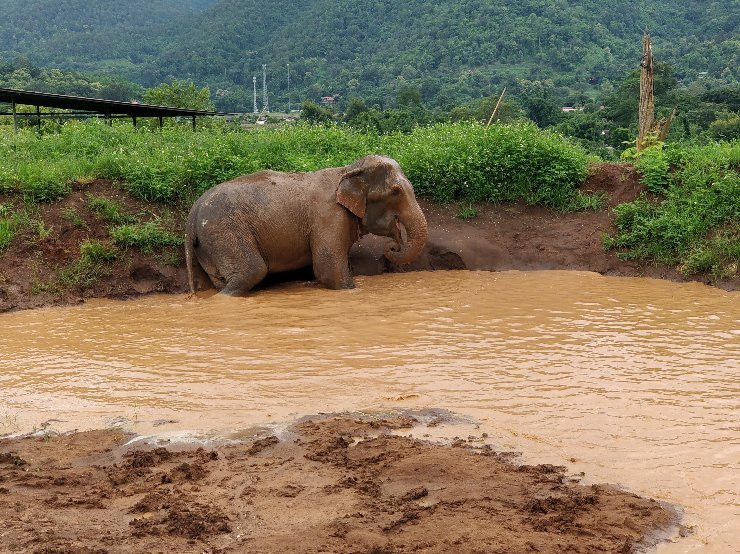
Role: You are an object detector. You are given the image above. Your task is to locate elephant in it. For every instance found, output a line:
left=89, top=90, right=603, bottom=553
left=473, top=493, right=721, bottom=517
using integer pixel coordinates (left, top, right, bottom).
left=184, top=154, right=428, bottom=295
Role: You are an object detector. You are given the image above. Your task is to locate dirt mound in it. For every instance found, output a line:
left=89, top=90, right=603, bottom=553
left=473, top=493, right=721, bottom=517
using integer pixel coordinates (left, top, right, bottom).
left=0, top=416, right=677, bottom=553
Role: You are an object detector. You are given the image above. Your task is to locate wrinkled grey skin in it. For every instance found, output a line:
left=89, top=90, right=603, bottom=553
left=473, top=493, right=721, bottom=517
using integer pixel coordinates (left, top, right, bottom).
left=185, top=155, right=428, bottom=296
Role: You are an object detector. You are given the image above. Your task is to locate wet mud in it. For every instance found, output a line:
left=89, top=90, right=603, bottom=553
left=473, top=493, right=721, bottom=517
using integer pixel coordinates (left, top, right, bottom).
left=0, top=415, right=677, bottom=553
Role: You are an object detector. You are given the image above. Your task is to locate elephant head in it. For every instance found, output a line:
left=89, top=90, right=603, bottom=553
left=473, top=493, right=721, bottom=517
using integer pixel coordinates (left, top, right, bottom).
left=336, top=155, right=428, bottom=264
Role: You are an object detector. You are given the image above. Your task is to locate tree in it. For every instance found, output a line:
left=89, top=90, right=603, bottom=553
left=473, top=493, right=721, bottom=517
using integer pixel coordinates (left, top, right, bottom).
left=143, top=80, right=214, bottom=110
left=301, top=100, right=335, bottom=123
left=397, top=86, right=422, bottom=107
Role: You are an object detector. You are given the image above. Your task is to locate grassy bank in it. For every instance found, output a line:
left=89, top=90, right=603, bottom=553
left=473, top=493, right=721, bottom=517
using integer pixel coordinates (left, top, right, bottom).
left=0, top=121, right=591, bottom=208
left=605, top=141, right=739, bottom=278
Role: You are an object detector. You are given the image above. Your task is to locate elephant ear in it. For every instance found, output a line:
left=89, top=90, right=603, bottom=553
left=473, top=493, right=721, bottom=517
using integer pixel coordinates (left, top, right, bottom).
left=336, top=168, right=366, bottom=218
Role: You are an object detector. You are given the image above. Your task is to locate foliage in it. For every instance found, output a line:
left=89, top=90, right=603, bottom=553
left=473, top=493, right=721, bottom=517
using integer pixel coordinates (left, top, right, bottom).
left=0, top=120, right=590, bottom=211
left=456, top=204, right=479, bottom=220
left=61, top=207, right=86, bottom=228
left=0, top=1, right=737, bottom=112
left=0, top=217, right=13, bottom=251
left=604, top=141, right=740, bottom=277
left=143, top=80, right=214, bottom=110
left=632, top=145, right=670, bottom=194
left=110, top=221, right=183, bottom=253
left=384, top=122, right=589, bottom=208
left=87, top=195, right=135, bottom=224
left=301, top=101, right=336, bottom=124
left=57, top=257, right=110, bottom=288
left=708, top=116, right=740, bottom=141
left=80, top=240, right=117, bottom=263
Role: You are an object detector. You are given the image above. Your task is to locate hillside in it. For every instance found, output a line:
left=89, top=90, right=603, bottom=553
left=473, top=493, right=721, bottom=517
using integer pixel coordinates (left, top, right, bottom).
left=0, top=0, right=737, bottom=111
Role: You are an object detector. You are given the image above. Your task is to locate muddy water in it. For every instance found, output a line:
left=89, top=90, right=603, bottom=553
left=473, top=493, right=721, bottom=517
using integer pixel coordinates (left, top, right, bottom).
left=0, top=271, right=738, bottom=551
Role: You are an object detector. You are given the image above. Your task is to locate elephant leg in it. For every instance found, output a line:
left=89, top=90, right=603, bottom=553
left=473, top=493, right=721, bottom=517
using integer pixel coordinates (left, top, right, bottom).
left=218, top=247, right=268, bottom=296
left=312, top=244, right=354, bottom=290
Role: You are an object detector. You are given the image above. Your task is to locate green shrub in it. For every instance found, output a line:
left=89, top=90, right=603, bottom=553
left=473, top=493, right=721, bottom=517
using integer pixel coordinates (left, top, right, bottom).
left=606, top=141, right=740, bottom=277
left=0, top=120, right=590, bottom=210
left=110, top=221, right=183, bottom=253
left=80, top=240, right=117, bottom=263
left=382, top=122, right=590, bottom=208
left=634, top=145, right=670, bottom=193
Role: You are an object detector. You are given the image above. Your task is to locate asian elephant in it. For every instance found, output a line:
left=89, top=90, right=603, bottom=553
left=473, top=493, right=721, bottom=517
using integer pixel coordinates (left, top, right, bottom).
left=184, top=154, right=428, bottom=295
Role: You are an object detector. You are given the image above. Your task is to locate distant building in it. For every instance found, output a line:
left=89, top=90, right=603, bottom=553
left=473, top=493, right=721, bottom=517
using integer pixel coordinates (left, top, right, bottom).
left=321, top=94, right=340, bottom=104
left=561, top=106, right=584, bottom=112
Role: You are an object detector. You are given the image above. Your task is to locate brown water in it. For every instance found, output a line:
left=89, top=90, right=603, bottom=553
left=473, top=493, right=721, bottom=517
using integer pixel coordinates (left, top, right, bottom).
left=0, top=270, right=738, bottom=552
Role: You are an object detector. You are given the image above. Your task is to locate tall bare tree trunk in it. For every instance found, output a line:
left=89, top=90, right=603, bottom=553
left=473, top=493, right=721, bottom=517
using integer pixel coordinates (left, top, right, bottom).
left=637, top=32, right=654, bottom=151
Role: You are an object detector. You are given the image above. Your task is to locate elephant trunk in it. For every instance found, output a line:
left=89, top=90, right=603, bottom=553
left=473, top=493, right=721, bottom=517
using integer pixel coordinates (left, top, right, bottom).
left=384, top=204, right=428, bottom=265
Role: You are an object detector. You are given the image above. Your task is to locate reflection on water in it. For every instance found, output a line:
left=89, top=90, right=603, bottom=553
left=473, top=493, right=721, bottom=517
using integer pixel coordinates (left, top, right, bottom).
left=0, top=270, right=738, bottom=552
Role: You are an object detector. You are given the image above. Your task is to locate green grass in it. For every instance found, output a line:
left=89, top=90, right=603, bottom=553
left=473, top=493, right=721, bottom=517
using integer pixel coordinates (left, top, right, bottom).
left=87, top=195, right=135, bottom=224
left=0, top=119, right=590, bottom=210
left=80, top=240, right=118, bottom=263
left=57, top=258, right=111, bottom=288
left=456, top=204, right=479, bottom=220
left=0, top=218, right=13, bottom=251
left=61, top=207, right=87, bottom=228
left=605, top=141, right=739, bottom=277
left=110, top=221, right=183, bottom=253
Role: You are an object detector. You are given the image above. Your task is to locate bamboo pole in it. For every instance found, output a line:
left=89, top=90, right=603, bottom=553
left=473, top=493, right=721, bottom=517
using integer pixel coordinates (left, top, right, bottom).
left=637, top=32, right=654, bottom=151
left=486, top=87, right=506, bottom=128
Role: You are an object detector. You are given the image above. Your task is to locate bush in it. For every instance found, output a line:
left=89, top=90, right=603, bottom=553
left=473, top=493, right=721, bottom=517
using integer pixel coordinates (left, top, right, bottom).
left=633, top=145, right=670, bottom=194
left=0, top=120, right=590, bottom=210
left=110, top=221, right=183, bottom=253
left=605, top=141, right=739, bottom=277
left=382, top=122, right=590, bottom=208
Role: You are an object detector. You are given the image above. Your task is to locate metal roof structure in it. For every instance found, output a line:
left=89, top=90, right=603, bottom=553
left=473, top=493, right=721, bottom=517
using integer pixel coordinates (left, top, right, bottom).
left=0, top=87, right=229, bottom=131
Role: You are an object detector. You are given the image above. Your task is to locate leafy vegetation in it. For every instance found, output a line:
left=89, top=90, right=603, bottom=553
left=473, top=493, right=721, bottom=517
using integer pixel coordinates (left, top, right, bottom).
left=87, top=195, right=135, bottom=224
left=0, top=1, right=736, bottom=113
left=456, top=204, right=479, bottom=220
left=110, top=221, right=183, bottom=253
left=0, top=217, right=13, bottom=251
left=0, top=120, right=592, bottom=209
left=80, top=240, right=117, bottom=263
left=605, top=142, right=739, bottom=277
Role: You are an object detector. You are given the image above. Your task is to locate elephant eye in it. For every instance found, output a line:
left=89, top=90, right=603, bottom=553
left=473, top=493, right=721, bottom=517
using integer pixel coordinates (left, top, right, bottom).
left=391, top=185, right=401, bottom=195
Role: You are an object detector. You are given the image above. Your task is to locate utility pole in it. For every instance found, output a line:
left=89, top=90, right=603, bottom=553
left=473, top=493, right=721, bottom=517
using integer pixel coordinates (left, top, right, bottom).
left=287, top=63, right=291, bottom=113
left=253, top=76, right=258, bottom=113
left=262, top=64, right=269, bottom=113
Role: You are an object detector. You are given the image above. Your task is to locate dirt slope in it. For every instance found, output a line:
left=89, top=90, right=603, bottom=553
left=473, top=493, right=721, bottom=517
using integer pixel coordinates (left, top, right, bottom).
left=0, top=414, right=677, bottom=553
left=0, top=163, right=734, bottom=313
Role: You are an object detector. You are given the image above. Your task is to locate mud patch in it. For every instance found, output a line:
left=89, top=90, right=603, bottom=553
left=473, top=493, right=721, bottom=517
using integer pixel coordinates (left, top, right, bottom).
left=0, top=415, right=678, bottom=553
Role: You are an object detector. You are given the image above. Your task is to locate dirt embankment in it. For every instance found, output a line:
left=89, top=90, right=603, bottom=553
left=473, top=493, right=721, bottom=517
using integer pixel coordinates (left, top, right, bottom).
left=0, top=415, right=677, bottom=553
left=0, top=163, right=735, bottom=312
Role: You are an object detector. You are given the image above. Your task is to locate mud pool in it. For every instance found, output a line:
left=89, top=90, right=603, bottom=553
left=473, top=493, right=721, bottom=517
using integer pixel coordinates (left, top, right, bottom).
left=0, top=270, right=737, bottom=552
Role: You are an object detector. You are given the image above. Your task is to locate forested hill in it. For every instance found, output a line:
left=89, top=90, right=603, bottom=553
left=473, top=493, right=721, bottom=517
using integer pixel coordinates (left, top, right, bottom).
left=1, top=0, right=737, bottom=111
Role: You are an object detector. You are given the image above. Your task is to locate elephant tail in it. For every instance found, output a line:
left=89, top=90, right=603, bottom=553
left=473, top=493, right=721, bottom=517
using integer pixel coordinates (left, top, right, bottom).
left=185, top=231, right=197, bottom=295
left=185, top=211, right=199, bottom=295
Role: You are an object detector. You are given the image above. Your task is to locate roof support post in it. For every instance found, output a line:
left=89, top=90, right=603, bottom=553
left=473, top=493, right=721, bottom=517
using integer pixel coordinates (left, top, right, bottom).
left=36, top=105, right=41, bottom=131
left=12, top=97, right=17, bottom=133
left=159, top=116, right=163, bottom=128
left=192, top=115, right=196, bottom=130
left=132, top=116, right=137, bottom=127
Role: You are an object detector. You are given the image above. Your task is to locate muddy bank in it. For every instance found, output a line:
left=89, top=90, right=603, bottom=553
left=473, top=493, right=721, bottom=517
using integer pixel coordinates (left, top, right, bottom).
left=0, top=163, right=735, bottom=312
left=0, top=414, right=677, bottom=553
